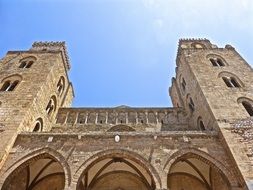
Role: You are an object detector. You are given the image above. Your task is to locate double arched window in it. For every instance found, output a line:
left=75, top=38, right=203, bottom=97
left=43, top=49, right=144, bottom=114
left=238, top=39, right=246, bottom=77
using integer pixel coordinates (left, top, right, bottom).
left=57, top=76, right=65, bottom=96
left=210, top=58, right=225, bottom=67
left=19, top=56, right=36, bottom=69
left=186, top=95, right=195, bottom=112
left=222, top=77, right=241, bottom=88
left=207, top=54, right=227, bottom=67
left=0, top=75, right=22, bottom=92
left=0, top=80, right=19, bottom=91
left=46, top=96, right=57, bottom=116
left=219, top=72, right=243, bottom=88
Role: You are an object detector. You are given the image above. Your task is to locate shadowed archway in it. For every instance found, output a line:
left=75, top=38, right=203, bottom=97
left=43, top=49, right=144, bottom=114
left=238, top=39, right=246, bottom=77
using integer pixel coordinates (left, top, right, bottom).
left=167, top=152, right=231, bottom=190
left=2, top=153, right=65, bottom=190
left=76, top=149, right=160, bottom=190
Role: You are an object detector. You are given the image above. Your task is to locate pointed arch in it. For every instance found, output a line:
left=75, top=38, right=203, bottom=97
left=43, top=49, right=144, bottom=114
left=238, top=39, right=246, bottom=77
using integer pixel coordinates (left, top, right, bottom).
left=1, top=147, right=71, bottom=189
left=163, top=148, right=239, bottom=188
left=74, top=148, right=161, bottom=189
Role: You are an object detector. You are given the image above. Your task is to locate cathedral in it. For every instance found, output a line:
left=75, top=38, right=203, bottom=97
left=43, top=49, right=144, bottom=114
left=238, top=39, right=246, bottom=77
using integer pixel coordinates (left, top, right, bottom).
left=0, top=39, right=252, bottom=190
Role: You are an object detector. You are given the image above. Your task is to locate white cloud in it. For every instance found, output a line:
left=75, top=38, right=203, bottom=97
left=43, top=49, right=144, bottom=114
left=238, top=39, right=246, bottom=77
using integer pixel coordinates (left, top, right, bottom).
left=142, top=0, right=253, bottom=43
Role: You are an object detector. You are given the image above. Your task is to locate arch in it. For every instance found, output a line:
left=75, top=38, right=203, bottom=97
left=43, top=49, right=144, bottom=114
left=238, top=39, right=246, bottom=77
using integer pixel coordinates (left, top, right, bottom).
left=163, top=148, right=238, bottom=188
left=237, top=97, right=253, bottom=116
left=19, top=56, right=37, bottom=62
left=1, top=74, right=22, bottom=84
left=0, top=74, right=22, bottom=92
left=19, top=56, right=37, bottom=69
left=218, top=71, right=244, bottom=88
left=1, top=148, right=71, bottom=189
left=107, top=124, right=136, bottom=132
left=206, top=54, right=227, bottom=66
left=74, top=149, right=161, bottom=189
left=46, top=95, right=57, bottom=116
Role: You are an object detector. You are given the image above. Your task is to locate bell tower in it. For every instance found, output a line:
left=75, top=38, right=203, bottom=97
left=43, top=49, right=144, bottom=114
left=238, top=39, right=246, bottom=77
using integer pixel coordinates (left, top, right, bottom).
left=0, top=42, right=74, bottom=169
left=170, top=38, right=253, bottom=189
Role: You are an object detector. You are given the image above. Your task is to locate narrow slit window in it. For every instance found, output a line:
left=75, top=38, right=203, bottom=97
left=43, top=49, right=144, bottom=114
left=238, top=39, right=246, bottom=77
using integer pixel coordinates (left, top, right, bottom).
left=217, top=58, right=224, bottom=66
left=199, top=120, right=205, bottom=130
left=189, top=98, right=195, bottom=112
left=26, top=61, right=34, bottom=68
left=230, top=77, right=240, bottom=88
left=210, top=58, right=218, bottom=66
left=33, top=122, right=41, bottom=132
left=1, top=81, right=11, bottom=91
left=19, top=61, right=27, bottom=68
left=181, top=78, right=186, bottom=91
left=222, top=77, right=233, bottom=87
left=57, top=77, right=65, bottom=96
left=8, top=80, right=19, bottom=91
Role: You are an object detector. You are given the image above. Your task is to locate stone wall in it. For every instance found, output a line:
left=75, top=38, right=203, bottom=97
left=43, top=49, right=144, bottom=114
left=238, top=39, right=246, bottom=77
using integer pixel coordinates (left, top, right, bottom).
left=0, top=131, right=242, bottom=190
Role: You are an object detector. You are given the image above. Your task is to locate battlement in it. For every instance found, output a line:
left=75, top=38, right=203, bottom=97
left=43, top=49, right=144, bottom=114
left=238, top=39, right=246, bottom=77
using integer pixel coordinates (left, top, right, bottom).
left=31, top=41, right=71, bottom=70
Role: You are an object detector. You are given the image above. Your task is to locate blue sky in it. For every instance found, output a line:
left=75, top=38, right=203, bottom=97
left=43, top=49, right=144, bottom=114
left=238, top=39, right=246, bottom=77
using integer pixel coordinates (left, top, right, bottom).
left=0, top=0, right=252, bottom=107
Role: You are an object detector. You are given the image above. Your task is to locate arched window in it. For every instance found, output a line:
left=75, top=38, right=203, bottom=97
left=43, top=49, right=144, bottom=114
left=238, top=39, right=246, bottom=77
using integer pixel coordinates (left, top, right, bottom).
left=216, top=58, right=225, bottom=66
left=19, top=56, right=36, bottom=69
left=210, top=58, right=217, bottom=66
left=0, top=80, right=19, bottom=91
left=46, top=96, right=57, bottom=116
left=57, top=77, right=65, bottom=96
left=188, top=97, right=195, bottom=112
left=230, top=77, right=240, bottom=87
left=209, top=58, right=225, bottom=67
left=208, top=55, right=225, bottom=67
left=1, top=81, right=11, bottom=91
left=197, top=117, right=205, bottom=130
left=242, top=101, right=253, bottom=116
left=222, top=77, right=241, bottom=88
left=33, top=118, right=43, bottom=132
left=0, top=74, right=22, bottom=92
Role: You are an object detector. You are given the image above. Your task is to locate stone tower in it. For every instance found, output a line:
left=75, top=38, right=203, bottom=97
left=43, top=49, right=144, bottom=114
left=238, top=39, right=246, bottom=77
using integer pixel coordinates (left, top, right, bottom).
left=170, top=39, right=253, bottom=188
left=0, top=39, right=252, bottom=190
left=0, top=42, right=74, bottom=168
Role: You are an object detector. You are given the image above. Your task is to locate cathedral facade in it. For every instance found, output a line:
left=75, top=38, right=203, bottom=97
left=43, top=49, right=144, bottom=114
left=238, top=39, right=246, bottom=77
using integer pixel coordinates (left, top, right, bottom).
left=0, top=39, right=252, bottom=190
